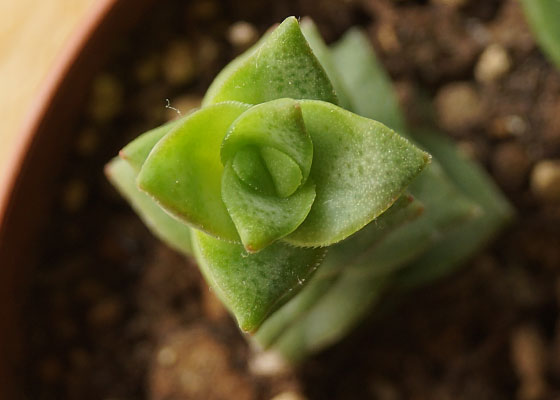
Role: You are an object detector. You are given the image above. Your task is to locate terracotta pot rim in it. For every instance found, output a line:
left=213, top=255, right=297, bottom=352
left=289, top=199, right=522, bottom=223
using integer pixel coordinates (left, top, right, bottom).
left=0, top=0, right=118, bottom=230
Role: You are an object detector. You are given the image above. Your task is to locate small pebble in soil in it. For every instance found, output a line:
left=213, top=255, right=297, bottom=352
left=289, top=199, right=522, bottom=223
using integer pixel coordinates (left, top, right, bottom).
left=270, top=391, right=308, bottom=400
left=228, top=21, right=258, bottom=49
left=530, top=160, right=560, bottom=204
left=61, top=179, right=88, bottom=213
left=196, top=36, right=220, bottom=70
left=491, top=141, right=531, bottom=190
left=511, top=324, right=548, bottom=400
left=466, top=19, right=491, bottom=46
left=248, top=349, right=291, bottom=377
left=377, top=23, right=400, bottom=53
left=475, top=43, right=511, bottom=83
left=162, top=41, right=196, bottom=86
left=156, top=346, right=178, bottom=367
left=88, top=74, right=123, bottom=123
left=435, top=82, right=484, bottom=133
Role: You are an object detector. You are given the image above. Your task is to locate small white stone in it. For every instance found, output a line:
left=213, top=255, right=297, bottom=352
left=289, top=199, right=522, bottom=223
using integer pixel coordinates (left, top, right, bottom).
left=270, top=391, right=308, bottom=400
left=228, top=21, right=258, bottom=48
left=248, top=350, right=291, bottom=376
left=531, top=160, right=560, bottom=203
left=157, top=346, right=178, bottom=367
left=475, top=43, right=511, bottom=83
left=162, top=41, right=196, bottom=86
left=435, top=82, right=484, bottom=131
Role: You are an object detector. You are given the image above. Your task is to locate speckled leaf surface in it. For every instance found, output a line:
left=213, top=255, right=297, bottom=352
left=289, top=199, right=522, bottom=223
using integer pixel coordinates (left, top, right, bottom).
left=330, top=28, right=407, bottom=133
left=300, top=19, right=353, bottom=110
left=137, top=102, right=250, bottom=242
left=219, top=98, right=317, bottom=251
left=119, top=117, right=186, bottom=172
left=221, top=98, right=313, bottom=189
left=203, top=17, right=338, bottom=106
left=394, top=131, right=513, bottom=288
left=286, top=100, right=430, bottom=247
left=192, top=229, right=326, bottom=332
left=253, top=24, right=510, bottom=361
left=222, top=163, right=316, bottom=252
left=254, top=194, right=423, bottom=348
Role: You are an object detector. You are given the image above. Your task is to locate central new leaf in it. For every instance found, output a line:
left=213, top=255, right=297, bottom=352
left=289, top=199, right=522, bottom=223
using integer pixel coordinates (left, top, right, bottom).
left=221, top=98, right=316, bottom=252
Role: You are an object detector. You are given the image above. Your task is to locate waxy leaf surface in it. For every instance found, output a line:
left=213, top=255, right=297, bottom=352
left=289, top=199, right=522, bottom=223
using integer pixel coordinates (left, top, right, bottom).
left=138, top=102, right=251, bottom=242
left=286, top=100, right=430, bottom=247
left=395, top=131, right=513, bottom=288
left=221, top=98, right=313, bottom=185
left=203, top=17, right=338, bottom=106
left=300, top=19, right=353, bottom=110
left=222, top=163, right=316, bottom=252
left=192, top=230, right=326, bottom=332
left=255, top=194, right=423, bottom=348
left=120, top=117, right=186, bottom=172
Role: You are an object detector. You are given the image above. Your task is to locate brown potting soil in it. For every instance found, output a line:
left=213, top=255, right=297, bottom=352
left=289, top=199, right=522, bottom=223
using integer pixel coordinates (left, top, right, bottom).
left=24, top=0, right=560, bottom=399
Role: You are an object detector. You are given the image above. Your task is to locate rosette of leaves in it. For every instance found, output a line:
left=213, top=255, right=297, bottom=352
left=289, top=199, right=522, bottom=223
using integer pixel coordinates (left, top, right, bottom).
left=106, top=16, right=512, bottom=362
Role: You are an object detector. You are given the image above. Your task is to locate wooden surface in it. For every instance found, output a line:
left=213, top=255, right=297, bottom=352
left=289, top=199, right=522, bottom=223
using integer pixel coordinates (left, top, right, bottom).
left=0, top=0, right=97, bottom=189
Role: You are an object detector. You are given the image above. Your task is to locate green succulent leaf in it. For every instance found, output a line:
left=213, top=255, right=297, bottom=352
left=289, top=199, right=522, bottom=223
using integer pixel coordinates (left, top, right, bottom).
left=137, top=102, right=251, bottom=242
left=105, top=157, right=193, bottom=255
left=192, top=229, right=326, bottom=332
left=300, top=19, right=353, bottom=110
left=254, top=194, right=423, bottom=348
left=394, top=130, right=514, bottom=288
left=221, top=162, right=316, bottom=252
left=330, top=28, right=407, bottom=133
left=119, top=117, right=186, bottom=172
left=203, top=17, right=338, bottom=106
left=272, top=271, right=388, bottom=363
left=521, top=0, right=560, bottom=69
left=231, top=146, right=277, bottom=195
left=260, top=146, right=303, bottom=198
left=286, top=100, right=430, bottom=247
left=221, top=98, right=313, bottom=187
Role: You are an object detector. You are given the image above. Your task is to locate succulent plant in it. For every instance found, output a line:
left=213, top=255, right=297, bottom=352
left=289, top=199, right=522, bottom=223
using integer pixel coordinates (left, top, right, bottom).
left=106, top=17, right=512, bottom=362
